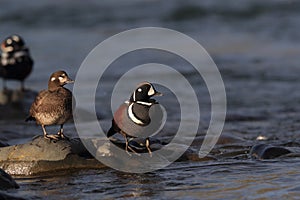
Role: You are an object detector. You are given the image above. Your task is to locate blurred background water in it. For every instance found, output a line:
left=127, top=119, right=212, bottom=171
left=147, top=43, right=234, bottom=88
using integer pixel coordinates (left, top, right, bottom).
left=1, top=0, right=300, bottom=199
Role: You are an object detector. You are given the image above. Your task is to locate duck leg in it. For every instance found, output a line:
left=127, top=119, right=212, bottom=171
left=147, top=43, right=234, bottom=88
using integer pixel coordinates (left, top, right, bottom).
left=2, top=79, right=7, bottom=91
left=20, top=81, right=25, bottom=91
left=121, top=131, right=138, bottom=155
left=42, top=125, right=59, bottom=140
left=58, top=124, right=69, bottom=140
left=145, top=138, right=152, bottom=157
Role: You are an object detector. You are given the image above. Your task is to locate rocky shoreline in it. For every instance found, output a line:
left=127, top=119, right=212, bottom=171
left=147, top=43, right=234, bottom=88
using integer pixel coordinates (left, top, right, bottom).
left=0, top=132, right=298, bottom=199
left=0, top=134, right=298, bottom=176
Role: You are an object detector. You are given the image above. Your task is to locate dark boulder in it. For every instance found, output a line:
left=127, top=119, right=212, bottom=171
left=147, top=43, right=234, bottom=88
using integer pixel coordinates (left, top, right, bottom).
left=250, top=144, right=292, bottom=159
left=0, top=168, right=19, bottom=189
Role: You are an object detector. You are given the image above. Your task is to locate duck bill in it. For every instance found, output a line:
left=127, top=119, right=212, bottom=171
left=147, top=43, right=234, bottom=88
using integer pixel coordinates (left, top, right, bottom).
left=154, top=91, right=163, bottom=96
left=66, top=78, right=74, bottom=84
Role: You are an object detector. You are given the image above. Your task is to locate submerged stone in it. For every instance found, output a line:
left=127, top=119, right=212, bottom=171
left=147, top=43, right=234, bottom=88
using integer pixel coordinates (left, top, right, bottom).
left=0, top=134, right=218, bottom=175
left=250, top=144, right=292, bottom=159
left=0, top=192, right=26, bottom=200
left=0, top=142, right=9, bottom=148
left=0, top=168, right=19, bottom=189
left=192, top=132, right=245, bottom=148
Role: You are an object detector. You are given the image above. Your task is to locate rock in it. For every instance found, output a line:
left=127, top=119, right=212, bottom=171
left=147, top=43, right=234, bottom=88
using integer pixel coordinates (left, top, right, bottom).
left=250, top=144, right=292, bottom=159
left=0, top=192, right=26, bottom=200
left=216, top=133, right=246, bottom=145
left=192, top=132, right=245, bottom=147
left=177, top=147, right=216, bottom=162
left=0, top=142, right=9, bottom=148
left=0, top=134, right=233, bottom=175
left=89, top=139, right=215, bottom=173
left=107, top=135, right=165, bottom=154
left=0, top=169, right=23, bottom=199
left=0, top=136, right=105, bottom=175
left=0, top=169, right=19, bottom=189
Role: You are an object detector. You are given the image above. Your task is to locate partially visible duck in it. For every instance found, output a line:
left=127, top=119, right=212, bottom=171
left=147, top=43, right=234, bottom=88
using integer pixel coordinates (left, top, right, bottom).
left=0, top=34, right=33, bottom=91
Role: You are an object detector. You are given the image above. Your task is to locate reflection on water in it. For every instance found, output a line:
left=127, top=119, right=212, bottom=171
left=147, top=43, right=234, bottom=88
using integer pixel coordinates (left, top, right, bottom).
left=12, top=160, right=300, bottom=199
left=1, top=0, right=300, bottom=199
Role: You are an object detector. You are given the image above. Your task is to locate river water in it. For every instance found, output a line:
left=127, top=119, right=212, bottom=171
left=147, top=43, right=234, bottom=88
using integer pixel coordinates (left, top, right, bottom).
left=1, top=0, right=300, bottom=199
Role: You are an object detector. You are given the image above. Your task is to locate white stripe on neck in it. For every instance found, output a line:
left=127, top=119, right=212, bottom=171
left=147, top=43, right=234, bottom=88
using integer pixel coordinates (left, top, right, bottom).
left=1, top=50, right=29, bottom=66
left=14, top=51, right=28, bottom=58
left=136, top=101, right=153, bottom=106
left=128, top=103, right=145, bottom=125
left=133, top=91, right=136, bottom=102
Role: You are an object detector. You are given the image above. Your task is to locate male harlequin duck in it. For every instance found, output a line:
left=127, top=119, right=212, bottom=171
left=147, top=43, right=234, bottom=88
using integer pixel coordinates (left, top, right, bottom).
left=107, top=81, right=163, bottom=155
left=26, top=70, right=73, bottom=140
left=0, top=34, right=33, bottom=91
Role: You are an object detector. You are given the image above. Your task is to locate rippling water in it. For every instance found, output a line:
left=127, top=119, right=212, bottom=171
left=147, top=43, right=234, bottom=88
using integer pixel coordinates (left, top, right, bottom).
left=1, top=0, right=300, bottom=199
left=10, top=160, right=300, bottom=199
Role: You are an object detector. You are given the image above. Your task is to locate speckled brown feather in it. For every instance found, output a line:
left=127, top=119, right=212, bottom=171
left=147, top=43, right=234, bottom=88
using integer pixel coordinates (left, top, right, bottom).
left=29, top=87, right=72, bottom=125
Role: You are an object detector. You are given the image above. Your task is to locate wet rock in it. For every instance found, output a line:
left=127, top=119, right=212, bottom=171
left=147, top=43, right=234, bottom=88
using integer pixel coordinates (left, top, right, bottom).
left=216, top=149, right=249, bottom=160
left=250, top=144, right=292, bottom=159
left=0, top=134, right=234, bottom=175
left=192, top=132, right=245, bottom=147
left=96, top=136, right=214, bottom=163
left=0, top=169, right=19, bottom=189
left=0, top=142, right=9, bottom=148
left=0, top=192, right=26, bottom=200
left=177, top=147, right=216, bottom=162
left=0, top=136, right=105, bottom=175
left=107, top=135, right=165, bottom=154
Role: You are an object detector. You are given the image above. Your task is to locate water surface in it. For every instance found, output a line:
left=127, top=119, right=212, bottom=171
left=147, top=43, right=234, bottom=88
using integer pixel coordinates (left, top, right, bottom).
left=1, top=0, right=300, bottom=199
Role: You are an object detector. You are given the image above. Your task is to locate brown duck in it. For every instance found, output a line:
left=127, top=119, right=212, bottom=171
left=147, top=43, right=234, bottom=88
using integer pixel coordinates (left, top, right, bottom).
left=26, top=70, right=73, bottom=140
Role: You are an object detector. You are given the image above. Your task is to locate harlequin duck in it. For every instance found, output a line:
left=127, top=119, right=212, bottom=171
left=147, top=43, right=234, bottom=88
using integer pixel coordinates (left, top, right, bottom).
left=26, top=70, right=73, bottom=140
left=107, top=81, right=163, bottom=155
left=0, top=34, right=33, bottom=91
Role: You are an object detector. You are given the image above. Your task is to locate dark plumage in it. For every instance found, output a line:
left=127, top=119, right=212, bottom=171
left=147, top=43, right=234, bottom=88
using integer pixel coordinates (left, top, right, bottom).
left=26, top=70, right=74, bottom=140
left=107, top=81, right=163, bottom=155
left=0, top=34, right=33, bottom=91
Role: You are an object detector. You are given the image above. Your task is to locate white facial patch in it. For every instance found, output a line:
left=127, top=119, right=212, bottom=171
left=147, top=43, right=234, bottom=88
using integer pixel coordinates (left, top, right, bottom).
left=51, top=77, right=56, bottom=81
left=12, top=35, right=19, bottom=42
left=6, top=39, right=12, bottom=45
left=58, top=76, right=64, bottom=82
left=148, top=86, right=155, bottom=96
left=138, top=88, right=142, bottom=92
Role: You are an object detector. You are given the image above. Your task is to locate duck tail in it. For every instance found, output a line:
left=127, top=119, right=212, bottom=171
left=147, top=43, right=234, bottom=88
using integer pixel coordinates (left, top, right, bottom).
left=25, top=116, right=35, bottom=122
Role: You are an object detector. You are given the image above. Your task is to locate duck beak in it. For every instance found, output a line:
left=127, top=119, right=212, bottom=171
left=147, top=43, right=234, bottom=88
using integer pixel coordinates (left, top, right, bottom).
left=66, top=77, right=74, bottom=84
left=154, top=91, right=163, bottom=96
